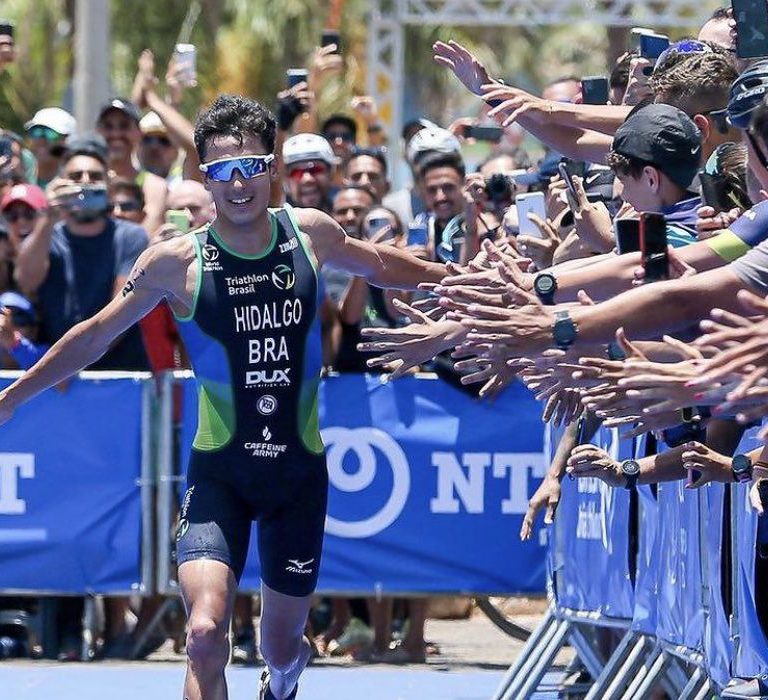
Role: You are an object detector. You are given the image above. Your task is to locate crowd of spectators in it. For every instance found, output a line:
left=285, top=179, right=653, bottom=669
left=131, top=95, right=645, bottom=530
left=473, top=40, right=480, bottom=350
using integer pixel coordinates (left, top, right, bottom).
left=5, top=6, right=768, bottom=694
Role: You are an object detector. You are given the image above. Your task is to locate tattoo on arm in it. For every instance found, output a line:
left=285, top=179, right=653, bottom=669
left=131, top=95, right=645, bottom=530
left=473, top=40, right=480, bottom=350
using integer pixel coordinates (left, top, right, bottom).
left=121, top=267, right=146, bottom=297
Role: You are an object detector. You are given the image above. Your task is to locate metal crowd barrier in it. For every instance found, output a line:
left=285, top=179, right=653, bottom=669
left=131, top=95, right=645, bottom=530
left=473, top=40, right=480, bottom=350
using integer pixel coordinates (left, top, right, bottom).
left=492, top=426, right=768, bottom=700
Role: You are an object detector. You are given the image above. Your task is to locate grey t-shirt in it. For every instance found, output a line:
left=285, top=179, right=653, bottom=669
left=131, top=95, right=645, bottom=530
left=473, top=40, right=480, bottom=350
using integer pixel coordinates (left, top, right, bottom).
left=730, top=237, right=768, bottom=295
left=37, top=217, right=150, bottom=370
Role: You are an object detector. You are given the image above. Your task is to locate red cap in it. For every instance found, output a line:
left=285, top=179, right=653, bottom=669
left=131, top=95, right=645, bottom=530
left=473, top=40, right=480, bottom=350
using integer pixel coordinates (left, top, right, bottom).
left=1, top=184, right=48, bottom=212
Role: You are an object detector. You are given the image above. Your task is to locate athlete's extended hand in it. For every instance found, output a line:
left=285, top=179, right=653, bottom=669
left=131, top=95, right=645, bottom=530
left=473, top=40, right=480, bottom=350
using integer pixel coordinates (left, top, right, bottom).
left=358, top=299, right=466, bottom=378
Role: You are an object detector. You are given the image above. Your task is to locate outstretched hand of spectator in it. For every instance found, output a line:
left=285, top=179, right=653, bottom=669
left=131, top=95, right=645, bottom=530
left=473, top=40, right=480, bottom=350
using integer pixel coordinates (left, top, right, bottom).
left=690, top=290, right=768, bottom=397
left=310, top=44, right=343, bottom=87
left=695, top=205, right=742, bottom=240
left=520, top=474, right=561, bottom=541
left=566, top=444, right=624, bottom=486
left=359, top=300, right=466, bottom=379
left=433, top=40, right=491, bottom=95
left=482, top=84, right=549, bottom=127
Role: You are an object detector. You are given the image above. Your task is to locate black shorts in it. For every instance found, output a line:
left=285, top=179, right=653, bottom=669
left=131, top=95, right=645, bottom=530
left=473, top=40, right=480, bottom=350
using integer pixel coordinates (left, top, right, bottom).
left=175, top=447, right=328, bottom=597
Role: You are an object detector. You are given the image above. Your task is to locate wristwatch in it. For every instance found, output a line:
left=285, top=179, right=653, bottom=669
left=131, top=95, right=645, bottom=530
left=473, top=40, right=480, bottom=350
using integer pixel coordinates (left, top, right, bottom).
left=621, top=459, right=640, bottom=490
left=732, top=453, right=753, bottom=483
left=552, top=310, right=578, bottom=350
left=533, top=272, right=558, bottom=305
left=607, top=340, right=626, bottom=361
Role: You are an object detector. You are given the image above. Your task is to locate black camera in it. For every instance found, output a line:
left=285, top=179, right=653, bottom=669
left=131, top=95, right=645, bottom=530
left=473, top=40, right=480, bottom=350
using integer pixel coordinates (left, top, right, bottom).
left=484, top=173, right=515, bottom=204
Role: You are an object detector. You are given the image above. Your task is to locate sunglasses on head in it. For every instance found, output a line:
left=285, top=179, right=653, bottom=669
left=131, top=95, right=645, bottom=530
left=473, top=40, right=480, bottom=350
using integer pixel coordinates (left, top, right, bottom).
left=27, top=125, right=63, bottom=142
left=654, top=40, right=712, bottom=73
left=199, top=154, right=274, bottom=182
left=143, top=134, right=172, bottom=148
left=287, top=161, right=328, bottom=180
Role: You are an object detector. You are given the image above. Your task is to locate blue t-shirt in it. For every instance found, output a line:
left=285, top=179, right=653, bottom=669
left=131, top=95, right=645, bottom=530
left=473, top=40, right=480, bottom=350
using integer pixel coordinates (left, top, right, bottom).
left=37, top=217, right=150, bottom=370
left=662, top=195, right=701, bottom=248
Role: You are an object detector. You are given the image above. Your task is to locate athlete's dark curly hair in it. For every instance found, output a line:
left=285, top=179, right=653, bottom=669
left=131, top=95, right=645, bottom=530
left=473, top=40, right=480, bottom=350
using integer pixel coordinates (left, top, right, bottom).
left=194, top=94, right=276, bottom=161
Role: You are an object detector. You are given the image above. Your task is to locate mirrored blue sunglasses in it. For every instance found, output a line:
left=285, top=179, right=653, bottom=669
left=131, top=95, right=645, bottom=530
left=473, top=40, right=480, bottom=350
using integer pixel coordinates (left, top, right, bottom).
left=654, top=40, right=712, bottom=73
left=199, top=154, right=274, bottom=181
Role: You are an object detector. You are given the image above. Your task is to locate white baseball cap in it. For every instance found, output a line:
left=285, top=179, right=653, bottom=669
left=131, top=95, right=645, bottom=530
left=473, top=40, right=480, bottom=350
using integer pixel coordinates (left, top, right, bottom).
left=282, top=133, right=335, bottom=167
left=406, top=126, right=461, bottom=164
left=25, top=107, right=77, bottom=137
left=139, top=111, right=167, bottom=136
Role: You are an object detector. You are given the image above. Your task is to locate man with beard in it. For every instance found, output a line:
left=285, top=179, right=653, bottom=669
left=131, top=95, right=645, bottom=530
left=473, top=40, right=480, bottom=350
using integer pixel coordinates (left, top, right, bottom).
left=96, top=98, right=168, bottom=237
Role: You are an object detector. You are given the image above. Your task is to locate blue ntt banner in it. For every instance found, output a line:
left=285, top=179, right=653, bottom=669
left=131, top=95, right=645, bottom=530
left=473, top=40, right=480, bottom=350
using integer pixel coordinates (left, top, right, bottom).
left=181, top=374, right=547, bottom=593
left=0, top=377, right=144, bottom=592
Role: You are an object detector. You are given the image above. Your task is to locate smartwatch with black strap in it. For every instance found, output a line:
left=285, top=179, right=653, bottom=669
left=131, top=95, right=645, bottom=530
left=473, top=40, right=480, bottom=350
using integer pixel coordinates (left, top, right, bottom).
left=534, top=272, right=558, bottom=305
left=621, top=459, right=640, bottom=490
left=552, top=309, right=577, bottom=351
left=732, top=453, right=753, bottom=483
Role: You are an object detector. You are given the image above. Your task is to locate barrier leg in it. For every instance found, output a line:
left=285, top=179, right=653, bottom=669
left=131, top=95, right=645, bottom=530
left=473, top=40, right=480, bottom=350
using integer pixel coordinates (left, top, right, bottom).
left=678, top=667, right=705, bottom=700
left=568, top=624, right=605, bottom=681
left=663, top=657, right=692, bottom=697
left=82, top=595, right=97, bottom=662
left=584, top=631, right=642, bottom=700
left=619, top=645, right=662, bottom=700
left=626, top=649, right=670, bottom=700
left=598, top=634, right=652, bottom=700
left=691, top=677, right=714, bottom=700
left=507, top=618, right=571, bottom=700
left=493, top=608, right=558, bottom=700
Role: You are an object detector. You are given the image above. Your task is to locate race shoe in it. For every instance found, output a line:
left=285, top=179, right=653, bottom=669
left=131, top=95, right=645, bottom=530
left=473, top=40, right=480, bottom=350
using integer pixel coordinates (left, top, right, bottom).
left=259, top=669, right=299, bottom=700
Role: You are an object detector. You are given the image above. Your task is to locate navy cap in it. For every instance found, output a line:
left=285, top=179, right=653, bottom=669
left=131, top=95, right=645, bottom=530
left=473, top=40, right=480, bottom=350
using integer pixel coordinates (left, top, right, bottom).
left=612, top=103, right=701, bottom=189
left=0, top=291, right=36, bottom=322
left=97, top=98, right=141, bottom=125
left=515, top=150, right=562, bottom=188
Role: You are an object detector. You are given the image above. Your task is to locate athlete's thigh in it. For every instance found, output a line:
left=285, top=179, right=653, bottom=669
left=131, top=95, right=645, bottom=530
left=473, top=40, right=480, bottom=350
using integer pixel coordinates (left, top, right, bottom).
left=179, top=558, right=238, bottom=623
left=176, top=453, right=254, bottom=582
left=257, top=458, right=328, bottom=597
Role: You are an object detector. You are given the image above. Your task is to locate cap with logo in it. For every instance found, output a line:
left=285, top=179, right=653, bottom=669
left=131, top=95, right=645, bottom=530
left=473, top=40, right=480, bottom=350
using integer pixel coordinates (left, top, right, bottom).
left=406, top=126, right=461, bottom=165
left=720, top=60, right=768, bottom=130
left=97, top=98, right=141, bottom=125
left=139, top=111, right=167, bottom=136
left=282, top=133, right=335, bottom=167
left=612, top=103, right=702, bottom=190
left=1, top=183, right=47, bottom=212
left=25, top=107, right=77, bottom=137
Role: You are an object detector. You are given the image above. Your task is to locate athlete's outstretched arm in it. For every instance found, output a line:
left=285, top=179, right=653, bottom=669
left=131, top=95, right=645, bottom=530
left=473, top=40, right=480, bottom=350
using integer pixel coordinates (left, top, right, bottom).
left=0, top=242, right=181, bottom=422
left=298, top=208, right=446, bottom=290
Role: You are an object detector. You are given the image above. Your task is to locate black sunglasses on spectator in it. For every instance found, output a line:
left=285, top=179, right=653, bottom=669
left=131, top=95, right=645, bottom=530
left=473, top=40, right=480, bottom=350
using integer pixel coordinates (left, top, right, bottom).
left=110, top=200, right=142, bottom=213
left=142, top=135, right=172, bottom=148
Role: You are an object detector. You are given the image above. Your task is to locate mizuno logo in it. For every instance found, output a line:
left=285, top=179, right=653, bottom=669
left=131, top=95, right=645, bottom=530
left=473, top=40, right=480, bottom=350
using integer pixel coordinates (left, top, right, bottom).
left=286, top=558, right=315, bottom=574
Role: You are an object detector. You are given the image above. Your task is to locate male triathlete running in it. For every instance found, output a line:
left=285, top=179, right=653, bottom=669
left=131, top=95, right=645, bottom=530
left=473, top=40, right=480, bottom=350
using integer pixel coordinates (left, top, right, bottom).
left=0, top=95, right=446, bottom=700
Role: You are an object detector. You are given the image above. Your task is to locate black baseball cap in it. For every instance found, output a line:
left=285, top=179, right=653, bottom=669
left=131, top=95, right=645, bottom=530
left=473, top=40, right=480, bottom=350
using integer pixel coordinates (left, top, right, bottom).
left=612, top=103, right=701, bottom=189
left=63, top=133, right=109, bottom=165
left=97, top=98, right=141, bottom=125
